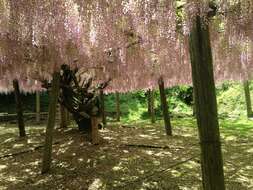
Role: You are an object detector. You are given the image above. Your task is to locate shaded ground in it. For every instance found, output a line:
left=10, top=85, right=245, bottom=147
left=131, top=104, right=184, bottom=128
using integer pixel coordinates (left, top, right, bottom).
left=0, top=117, right=252, bottom=190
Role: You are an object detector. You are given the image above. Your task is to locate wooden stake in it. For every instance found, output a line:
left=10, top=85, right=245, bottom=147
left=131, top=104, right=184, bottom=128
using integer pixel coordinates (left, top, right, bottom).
left=41, top=72, right=60, bottom=174
left=189, top=15, right=225, bottom=190
left=158, top=77, right=172, bottom=136
left=36, top=91, right=40, bottom=123
left=116, top=92, right=120, bottom=121
left=243, top=80, right=253, bottom=118
left=13, top=79, right=26, bottom=137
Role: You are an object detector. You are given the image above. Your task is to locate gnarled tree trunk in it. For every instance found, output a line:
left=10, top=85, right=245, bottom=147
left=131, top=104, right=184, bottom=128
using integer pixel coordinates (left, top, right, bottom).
left=42, top=65, right=110, bottom=139
left=74, top=116, right=92, bottom=132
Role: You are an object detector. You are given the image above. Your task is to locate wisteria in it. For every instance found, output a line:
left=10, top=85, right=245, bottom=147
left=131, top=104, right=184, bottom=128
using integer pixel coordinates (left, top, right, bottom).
left=0, top=0, right=252, bottom=93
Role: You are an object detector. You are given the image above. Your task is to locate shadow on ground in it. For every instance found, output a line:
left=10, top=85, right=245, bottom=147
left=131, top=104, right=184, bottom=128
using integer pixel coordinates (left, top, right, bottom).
left=0, top=117, right=252, bottom=190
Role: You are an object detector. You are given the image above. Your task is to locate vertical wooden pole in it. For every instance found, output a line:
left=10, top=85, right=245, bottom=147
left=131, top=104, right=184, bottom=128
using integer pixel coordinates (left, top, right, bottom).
left=91, top=116, right=99, bottom=145
left=116, top=92, right=120, bottom=122
left=41, top=72, right=60, bottom=174
left=158, top=77, right=172, bottom=135
left=150, top=90, right=155, bottom=124
left=57, top=104, right=61, bottom=123
left=100, top=90, right=106, bottom=127
left=13, top=79, right=26, bottom=137
left=66, top=110, right=70, bottom=125
left=36, top=91, right=40, bottom=123
left=189, top=15, right=225, bottom=190
left=243, top=80, right=253, bottom=118
left=192, top=89, right=196, bottom=117
left=147, top=90, right=151, bottom=116
left=60, top=104, right=67, bottom=128
left=10, top=1, right=24, bottom=138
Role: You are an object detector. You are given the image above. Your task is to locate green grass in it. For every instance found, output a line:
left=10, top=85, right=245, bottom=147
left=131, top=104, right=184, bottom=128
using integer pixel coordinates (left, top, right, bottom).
left=219, top=117, right=253, bottom=136
left=104, top=81, right=253, bottom=124
left=217, top=82, right=248, bottom=118
left=1, top=81, right=253, bottom=133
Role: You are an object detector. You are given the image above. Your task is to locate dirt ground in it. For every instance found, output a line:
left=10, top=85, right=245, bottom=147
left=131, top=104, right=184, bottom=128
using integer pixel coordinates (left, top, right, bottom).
left=0, top=118, right=252, bottom=190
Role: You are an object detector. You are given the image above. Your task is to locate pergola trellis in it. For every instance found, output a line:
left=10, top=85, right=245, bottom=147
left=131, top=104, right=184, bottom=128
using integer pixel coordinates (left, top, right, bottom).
left=0, top=1, right=252, bottom=190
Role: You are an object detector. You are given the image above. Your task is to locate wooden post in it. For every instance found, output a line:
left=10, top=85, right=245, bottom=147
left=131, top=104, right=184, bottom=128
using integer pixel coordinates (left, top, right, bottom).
left=36, top=91, right=40, bottom=123
left=41, top=72, right=60, bottom=174
left=116, top=92, right=120, bottom=121
left=10, top=3, right=25, bottom=138
left=91, top=116, right=99, bottom=145
left=13, top=79, right=26, bottom=137
left=192, top=89, right=196, bottom=117
left=57, top=103, right=61, bottom=123
left=158, top=77, right=172, bottom=135
left=66, top=110, right=70, bottom=126
left=150, top=90, right=155, bottom=124
left=60, top=104, right=67, bottom=128
left=189, top=15, right=225, bottom=190
left=100, top=90, right=106, bottom=127
left=147, top=90, right=151, bottom=116
left=243, top=80, right=253, bottom=118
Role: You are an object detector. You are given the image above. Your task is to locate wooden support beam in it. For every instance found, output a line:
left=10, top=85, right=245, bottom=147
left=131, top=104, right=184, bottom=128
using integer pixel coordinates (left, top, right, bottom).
left=60, top=104, right=68, bottom=128
left=150, top=90, right=155, bottom=124
left=243, top=80, right=253, bottom=118
left=147, top=89, right=155, bottom=123
left=57, top=103, right=60, bottom=123
left=189, top=15, right=225, bottom=190
left=116, top=92, right=120, bottom=122
left=147, top=90, right=151, bottom=116
left=41, top=72, right=60, bottom=174
left=13, top=79, right=26, bottom=137
left=36, top=91, right=40, bottom=123
left=66, top=110, right=70, bottom=125
left=192, top=89, right=196, bottom=117
left=100, top=90, right=106, bottom=127
left=91, top=116, right=99, bottom=145
left=158, top=77, right=172, bottom=136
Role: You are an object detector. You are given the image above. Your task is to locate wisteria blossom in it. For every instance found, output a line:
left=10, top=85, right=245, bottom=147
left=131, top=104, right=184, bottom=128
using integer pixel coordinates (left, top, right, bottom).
left=0, top=0, right=252, bottom=92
